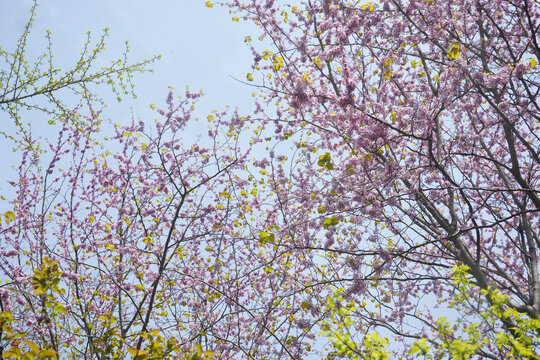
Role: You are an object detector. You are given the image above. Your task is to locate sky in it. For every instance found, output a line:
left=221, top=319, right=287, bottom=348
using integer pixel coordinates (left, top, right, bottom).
left=0, top=0, right=257, bottom=126
left=0, top=2, right=461, bottom=355
left=0, top=0, right=260, bottom=195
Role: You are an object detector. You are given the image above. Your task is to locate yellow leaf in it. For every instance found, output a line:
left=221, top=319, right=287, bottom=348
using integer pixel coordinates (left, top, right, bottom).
left=447, top=44, right=461, bottom=59
left=3, top=348, right=22, bottom=358
left=272, top=56, right=284, bottom=71
left=22, top=353, right=36, bottom=360
left=4, top=211, right=15, bottom=225
left=263, top=50, right=273, bottom=60
left=127, top=348, right=148, bottom=358
left=361, top=2, right=375, bottom=10
left=54, top=301, right=67, bottom=314
left=39, top=349, right=58, bottom=359
left=205, top=1, right=214, bottom=7
left=195, top=343, right=203, bottom=356
left=22, top=340, right=39, bottom=353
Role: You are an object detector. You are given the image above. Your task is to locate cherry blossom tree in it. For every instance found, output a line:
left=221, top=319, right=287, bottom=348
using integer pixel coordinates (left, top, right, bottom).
left=0, top=90, right=264, bottom=359
left=2, top=0, right=540, bottom=359
left=217, top=0, right=540, bottom=358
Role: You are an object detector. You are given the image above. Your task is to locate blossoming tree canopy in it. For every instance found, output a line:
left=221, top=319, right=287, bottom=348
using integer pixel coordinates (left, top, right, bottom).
left=0, top=90, right=258, bottom=358
left=221, top=0, right=540, bottom=357
left=1, top=0, right=540, bottom=359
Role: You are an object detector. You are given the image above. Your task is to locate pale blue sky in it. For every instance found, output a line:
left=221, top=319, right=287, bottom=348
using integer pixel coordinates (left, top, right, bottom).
left=0, top=0, right=261, bottom=202
left=0, top=0, right=258, bottom=124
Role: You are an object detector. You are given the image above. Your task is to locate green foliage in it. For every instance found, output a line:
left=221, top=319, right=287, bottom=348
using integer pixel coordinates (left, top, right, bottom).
left=362, top=333, right=391, bottom=360
left=127, top=340, right=215, bottom=360
left=481, top=287, right=540, bottom=359
left=185, top=343, right=215, bottom=360
left=259, top=231, right=275, bottom=246
left=32, top=257, right=64, bottom=297
left=0, top=259, right=61, bottom=359
left=0, top=0, right=160, bottom=140
left=322, top=264, right=540, bottom=359
left=127, top=330, right=180, bottom=360
left=321, top=287, right=391, bottom=360
left=1, top=333, right=57, bottom=360
left=323, top=216, right=340, bottom=229
left=432, top=317, right=481, bottom=360
left=0, top=210, right=15, bottom=226
left=408, top=338, right=431, bottom=358
left=446, top=44, right=461, bottom=60
left=317, top=152, right=334, bottom=170
left=1, top=257, right=211, bottom=359
left=450, top=264, right=540, bottom=358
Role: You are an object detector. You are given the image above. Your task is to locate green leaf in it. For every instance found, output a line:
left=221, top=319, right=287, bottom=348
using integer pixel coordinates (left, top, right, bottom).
left=39, top=349, right=58, bottom=359
left=259, top=231, right=275, bottom=245
left=301, top=300, right=311, bottom=311
left=323, top=216, right=339, bottom=229
left=22, top=340, right=39, bottom=353
left=54, top=301, right=67, bottom=314
left=195, top=343, right=203, bottom=356
left=317, top=153, right=334, bottom=170
left=3, top=211, right=15, bottom=225
left=408, top=338, right=431, bottom=356
left=3, top=347, right=22, bottom=358
left=447, top=44, right=461, bottom=59
left=127, top=348, right=147, bottom=359
left=203, top=350, right=216, bottom=359
left=22, top=352, right=36, bottom=360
